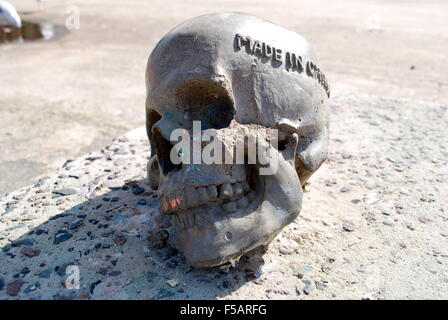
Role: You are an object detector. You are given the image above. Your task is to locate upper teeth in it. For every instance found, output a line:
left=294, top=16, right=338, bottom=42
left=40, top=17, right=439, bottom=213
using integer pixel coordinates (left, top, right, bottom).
left=219, top=183, right=233, bottom=198
left=160, top=181, right=253, bottom=214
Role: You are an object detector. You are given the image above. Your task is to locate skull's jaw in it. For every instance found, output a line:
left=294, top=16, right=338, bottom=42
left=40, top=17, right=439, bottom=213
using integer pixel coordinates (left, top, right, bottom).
left=174, top=156, right=302, bottom=268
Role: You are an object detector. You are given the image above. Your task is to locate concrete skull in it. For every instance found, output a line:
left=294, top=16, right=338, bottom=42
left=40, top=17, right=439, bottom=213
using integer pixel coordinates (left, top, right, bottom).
left=145, top=12, right=330, bottom=267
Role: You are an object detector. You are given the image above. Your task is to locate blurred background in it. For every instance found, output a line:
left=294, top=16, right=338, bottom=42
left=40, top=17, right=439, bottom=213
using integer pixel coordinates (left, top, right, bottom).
left=1, top=0, right=447, bottom=195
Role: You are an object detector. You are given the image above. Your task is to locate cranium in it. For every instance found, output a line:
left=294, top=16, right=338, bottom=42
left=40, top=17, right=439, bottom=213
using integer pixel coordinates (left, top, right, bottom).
left=145, top=12, right=330, bottom=267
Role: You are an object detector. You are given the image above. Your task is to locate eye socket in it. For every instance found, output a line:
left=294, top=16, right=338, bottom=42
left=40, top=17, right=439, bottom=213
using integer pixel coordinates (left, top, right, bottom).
left=205, top=102, right=234, bottom=129
left=176, top=79, right=235, bottom=130
left=278, top=138, right=288, bottom=151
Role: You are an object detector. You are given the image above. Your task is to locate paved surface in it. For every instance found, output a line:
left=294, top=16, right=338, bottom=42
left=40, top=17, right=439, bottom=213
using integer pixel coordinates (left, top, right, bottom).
left=1, top=93, right=447, bottom=299
left=1, top=0, right=448, bottom=194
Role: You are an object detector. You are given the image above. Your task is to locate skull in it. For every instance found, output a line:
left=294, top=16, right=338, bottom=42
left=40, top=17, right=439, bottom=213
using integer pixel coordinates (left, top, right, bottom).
left=145, top=13, right=330, bottom=267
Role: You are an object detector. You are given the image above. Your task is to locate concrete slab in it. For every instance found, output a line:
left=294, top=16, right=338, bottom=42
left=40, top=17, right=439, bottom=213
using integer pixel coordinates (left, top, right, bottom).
left=1, top=93, right=447, bottom=299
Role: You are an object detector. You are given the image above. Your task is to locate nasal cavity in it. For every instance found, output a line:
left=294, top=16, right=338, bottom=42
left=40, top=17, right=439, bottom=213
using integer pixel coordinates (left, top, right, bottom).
left=147, top=110, right=181, bottom=176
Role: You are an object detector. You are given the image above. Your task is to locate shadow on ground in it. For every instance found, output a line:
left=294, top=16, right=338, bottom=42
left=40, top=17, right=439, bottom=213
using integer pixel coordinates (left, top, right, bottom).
left=0, top=178, right=266, bottom=299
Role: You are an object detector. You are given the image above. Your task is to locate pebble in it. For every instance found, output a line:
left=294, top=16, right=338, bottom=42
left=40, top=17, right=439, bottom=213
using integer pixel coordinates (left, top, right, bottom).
left=302, top=280, right=311, bottom=295
left=24, top=282, right=40, bottom=293
left=137, top=199, right=147, bottom=206
left=113, top=234, right=127, bottom=245
left=166, top=279, right=179, bottom=287
left=21, top=247, right=41, bottom=258
left=293, top=265, right=313, bottom=276
left=364, top=193, right=382, bottom=205
left=5, top=203, right=17, bottom=213
left=132, top=186, right=145, bottom=195
left=35, top=229, right=48, bottom=235
left=20, top=267, right=30, bottom=276
left=85, top=153, right=103, bottom=161
left=418, top=216, right=429, bottom=224
left=54, top=230, right=73, bottom=244
left=12, top=239, right=34, bottom=247
left=34, top=177, right=48, bottom=187
left=49, top=213, right=71, bottom=221
left=341, top=152, right=351, bottom=159
left=53, top=188, right=77, bottom=196
left=321, top=265, right=330, bottom=273
left=37, top=269, right=52, bottom=279
left=108, top=174, right=119, bottom=180
left=315, top=281, right=325, bottom=290
left=343, top=220, right=355, bottom=232
left=340, top=186, right=351, bottom=193
left=69, top=218, right=84, bottom=230
left=7, top=280, right=24, bottom=296
left=387, top=157, right=400, bottom=164
left=56, top=263, right=75, bottom=277
left=89, top=219, right=99, bottom=225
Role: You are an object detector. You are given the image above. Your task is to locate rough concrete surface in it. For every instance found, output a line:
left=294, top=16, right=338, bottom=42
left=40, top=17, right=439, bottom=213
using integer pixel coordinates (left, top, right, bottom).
left=1, top=0, right=448, bottom=193
left=1, top=93, right=447, bottom=299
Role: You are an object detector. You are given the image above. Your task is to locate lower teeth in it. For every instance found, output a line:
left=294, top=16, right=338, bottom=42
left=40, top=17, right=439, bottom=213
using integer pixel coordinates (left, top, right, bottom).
left=222, top=201, right=237, bottom=213
left=236, top=197, right=249, bottom=209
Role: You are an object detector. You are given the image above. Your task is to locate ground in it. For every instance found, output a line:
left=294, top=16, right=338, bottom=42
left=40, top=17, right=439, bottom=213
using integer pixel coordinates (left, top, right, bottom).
left=1, top=0, right=448, bottom=194
left=0, top=93, right=447, bottom=299
left=0, top=0, right=447, bottom=300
